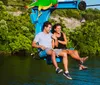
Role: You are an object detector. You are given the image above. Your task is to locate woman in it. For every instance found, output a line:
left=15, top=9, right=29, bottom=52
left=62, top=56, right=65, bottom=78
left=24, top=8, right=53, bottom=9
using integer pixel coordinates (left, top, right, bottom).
left=52, top=23, right=88, bottom=70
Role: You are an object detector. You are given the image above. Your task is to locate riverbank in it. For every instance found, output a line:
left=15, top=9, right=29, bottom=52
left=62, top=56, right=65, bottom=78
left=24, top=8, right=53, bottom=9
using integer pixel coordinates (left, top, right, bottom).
left=0, top=51, right=11, bottom=56
left=0, top=50, right=32, bottom=56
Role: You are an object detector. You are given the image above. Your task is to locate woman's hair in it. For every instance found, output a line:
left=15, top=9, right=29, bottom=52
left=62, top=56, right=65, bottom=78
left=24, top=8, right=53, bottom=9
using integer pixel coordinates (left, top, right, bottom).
left=52, top=23, right=61, bottom=33
left=42, top=21, right=52, bottom=31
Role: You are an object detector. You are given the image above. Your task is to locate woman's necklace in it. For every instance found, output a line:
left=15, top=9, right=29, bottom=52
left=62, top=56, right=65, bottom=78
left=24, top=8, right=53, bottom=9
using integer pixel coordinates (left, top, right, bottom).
left=56, top=32, right=61, bottom=38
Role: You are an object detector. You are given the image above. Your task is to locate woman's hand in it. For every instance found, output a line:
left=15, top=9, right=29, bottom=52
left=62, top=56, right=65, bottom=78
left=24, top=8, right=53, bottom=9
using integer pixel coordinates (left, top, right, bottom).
left=52, top=34, right=57, bottom=40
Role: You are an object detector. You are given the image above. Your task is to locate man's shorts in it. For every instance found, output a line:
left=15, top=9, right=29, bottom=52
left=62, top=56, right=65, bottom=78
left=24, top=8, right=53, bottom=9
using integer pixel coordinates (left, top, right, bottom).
left=39, top=48, right=63, bottom=57
left=45, top=48, right=53, bottom=53
left=39, top=48, right=53, bottom=58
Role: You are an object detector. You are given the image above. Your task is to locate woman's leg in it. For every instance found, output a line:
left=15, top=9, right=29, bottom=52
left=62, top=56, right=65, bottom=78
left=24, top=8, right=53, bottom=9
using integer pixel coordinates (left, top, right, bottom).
left=65, top=50, right=88, bottom=70
left=58, top=51, right=68, bottom=72
left=67, top=50, right=81, bottom=60
left=65, top=50, right=88, bottom=64
left=62, top=50, right=88, bottom=70
left=58, top=51, right=72, bottom=79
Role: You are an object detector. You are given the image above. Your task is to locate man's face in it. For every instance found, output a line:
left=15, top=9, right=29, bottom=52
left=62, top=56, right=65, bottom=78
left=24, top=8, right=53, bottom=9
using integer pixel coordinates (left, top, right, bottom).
left=45, top=24, right=52, bottom=33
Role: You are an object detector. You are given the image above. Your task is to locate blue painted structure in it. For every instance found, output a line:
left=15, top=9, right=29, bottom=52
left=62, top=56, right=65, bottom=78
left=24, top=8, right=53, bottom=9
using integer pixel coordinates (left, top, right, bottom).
left=30, top=0, right=86, bottom=64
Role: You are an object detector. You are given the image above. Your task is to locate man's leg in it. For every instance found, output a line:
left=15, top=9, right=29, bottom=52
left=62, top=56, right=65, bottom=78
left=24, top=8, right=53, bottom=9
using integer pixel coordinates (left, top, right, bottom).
left=47, top=50, right=58, bottom=68
left=46, top=49, right=58, bottom=68
left=46, top=49, right=63, bottom=73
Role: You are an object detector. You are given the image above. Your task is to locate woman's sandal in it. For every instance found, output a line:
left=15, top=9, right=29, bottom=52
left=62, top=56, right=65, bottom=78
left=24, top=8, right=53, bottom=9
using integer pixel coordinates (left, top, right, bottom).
left=79, top=65, right=88, bottom=70
left=81, top=56, right=88, bottom=64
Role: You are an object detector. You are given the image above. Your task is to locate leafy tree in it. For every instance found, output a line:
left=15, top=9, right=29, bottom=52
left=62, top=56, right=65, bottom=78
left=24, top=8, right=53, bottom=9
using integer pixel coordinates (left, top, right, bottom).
left=0, top=1, right=34, bottom=54
left=0, top=19, right=9, bottom=51
left=1, top=0, right=100, bottom=56
left=70, top=20, right=100, bottom=55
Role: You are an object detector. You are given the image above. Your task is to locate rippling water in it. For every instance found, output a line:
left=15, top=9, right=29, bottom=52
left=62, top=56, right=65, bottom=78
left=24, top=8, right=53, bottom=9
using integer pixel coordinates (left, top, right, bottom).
left=0, top=55, right=100, bottom=85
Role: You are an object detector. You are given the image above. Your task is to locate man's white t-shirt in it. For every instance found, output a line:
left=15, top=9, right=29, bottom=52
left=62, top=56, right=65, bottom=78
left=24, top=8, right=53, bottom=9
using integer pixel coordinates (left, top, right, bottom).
left=34, top=32, right=53, bottom=49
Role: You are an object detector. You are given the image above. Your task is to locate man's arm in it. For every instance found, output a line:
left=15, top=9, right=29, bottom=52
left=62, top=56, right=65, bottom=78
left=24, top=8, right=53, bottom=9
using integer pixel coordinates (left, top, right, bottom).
left=32, top=41, right=41, bottom=48
left=32, top=41, right=46, bottom=50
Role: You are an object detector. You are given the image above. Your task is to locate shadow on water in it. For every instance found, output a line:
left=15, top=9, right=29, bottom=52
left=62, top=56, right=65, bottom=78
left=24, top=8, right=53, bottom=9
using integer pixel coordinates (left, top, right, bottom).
left=0, top=55, right=100, bottom=85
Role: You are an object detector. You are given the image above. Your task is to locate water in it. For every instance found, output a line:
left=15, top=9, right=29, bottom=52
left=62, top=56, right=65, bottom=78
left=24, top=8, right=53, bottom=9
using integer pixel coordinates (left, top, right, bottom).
left=0, top=55, right=100, bottom=85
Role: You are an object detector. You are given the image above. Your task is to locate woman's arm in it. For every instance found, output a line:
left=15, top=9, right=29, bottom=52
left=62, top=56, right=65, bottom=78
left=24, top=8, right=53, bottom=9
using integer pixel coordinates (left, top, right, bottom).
left=52, top=39, right=55, bottom=48
left=52, top=34, right=58, bottom=48
left=54, top=38, right=58, bottom=47
left=58, top=33, right=68, bottom=45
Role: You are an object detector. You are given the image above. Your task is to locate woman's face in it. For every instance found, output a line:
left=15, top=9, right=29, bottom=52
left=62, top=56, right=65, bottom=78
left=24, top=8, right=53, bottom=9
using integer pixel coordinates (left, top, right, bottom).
left=55, top=25, right=61, bottom=33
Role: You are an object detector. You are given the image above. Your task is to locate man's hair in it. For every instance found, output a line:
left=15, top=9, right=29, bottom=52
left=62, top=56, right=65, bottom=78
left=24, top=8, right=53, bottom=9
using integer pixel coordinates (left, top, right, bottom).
left=52, top=23, right=61, bottom=33
left=42, top=21, right=52, bottom=31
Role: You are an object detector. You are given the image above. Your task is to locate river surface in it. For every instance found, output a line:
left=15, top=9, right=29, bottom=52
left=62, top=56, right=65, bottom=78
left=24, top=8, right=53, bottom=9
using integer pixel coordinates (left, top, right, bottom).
left=0, top=55, right=100, bottom=85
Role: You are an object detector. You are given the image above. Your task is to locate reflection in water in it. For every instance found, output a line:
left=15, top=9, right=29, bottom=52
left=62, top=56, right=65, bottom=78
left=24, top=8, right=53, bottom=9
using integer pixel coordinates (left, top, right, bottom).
left=0, top=55, right=100, bottom=85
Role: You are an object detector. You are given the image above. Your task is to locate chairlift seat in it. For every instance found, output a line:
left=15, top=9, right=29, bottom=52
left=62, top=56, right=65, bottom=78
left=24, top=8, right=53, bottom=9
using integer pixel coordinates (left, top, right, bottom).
left=39, top=49, right=62, bottom=64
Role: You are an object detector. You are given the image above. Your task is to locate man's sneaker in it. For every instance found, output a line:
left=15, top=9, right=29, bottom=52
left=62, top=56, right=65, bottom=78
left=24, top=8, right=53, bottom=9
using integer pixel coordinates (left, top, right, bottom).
left=56, top=68, right=63, bottom=74
left=63, top=72, right=72, bottom=80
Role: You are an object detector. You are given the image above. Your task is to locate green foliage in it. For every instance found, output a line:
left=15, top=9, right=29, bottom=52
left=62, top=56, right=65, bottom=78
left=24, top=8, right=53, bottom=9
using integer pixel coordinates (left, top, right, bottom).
left=0, top=20, right=8, bottom=40
left=51, top=8, right=100, bottom=55
left=0, top=1, right=34, bottom=54
left=0, top=19, right=9, bottom=51
left=0, top=1, right=6, bottom=11
left=70, top=20, right=100, bottom=55
left=9, top=34, right=32, bottom=52
left=82, top=8, right=100, bottom=21
left=52, top=9, right=81, bottom=19
left=1, top=1, right=100, bottom=56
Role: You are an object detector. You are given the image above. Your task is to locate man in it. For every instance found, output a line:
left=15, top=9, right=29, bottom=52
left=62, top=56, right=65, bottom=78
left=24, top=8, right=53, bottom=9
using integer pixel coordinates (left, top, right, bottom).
left=32, top=21, right=72, bottom=80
